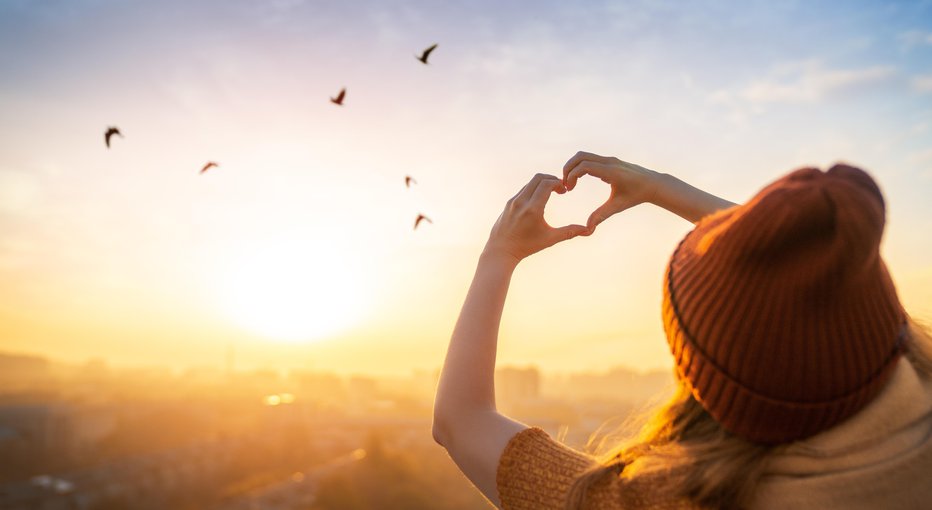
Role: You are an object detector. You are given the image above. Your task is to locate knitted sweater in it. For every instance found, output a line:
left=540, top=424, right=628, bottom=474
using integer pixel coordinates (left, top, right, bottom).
left=496, top=359, right=932, bottom=509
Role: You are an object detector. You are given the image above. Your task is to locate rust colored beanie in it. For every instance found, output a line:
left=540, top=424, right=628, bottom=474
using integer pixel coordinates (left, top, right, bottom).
left=662, top=164, right=906, bottom=444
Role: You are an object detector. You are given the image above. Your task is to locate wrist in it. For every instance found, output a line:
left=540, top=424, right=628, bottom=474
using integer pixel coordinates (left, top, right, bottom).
left=646, top=172, right=674, bottom=209
left=479, top=244, right=521, bottom=270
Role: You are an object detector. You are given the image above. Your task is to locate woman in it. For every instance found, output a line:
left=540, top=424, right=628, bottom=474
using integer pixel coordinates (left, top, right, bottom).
left=432, top=152, right=932, bottom=509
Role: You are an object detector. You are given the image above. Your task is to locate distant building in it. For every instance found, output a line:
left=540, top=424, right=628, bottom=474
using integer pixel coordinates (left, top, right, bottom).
left=0, top=425, right=18, bottom=445
left=496, top=366, right=541, bottom=404
left=0, top=354, right=50, bottom=391
left=348, top=376, right=378, bottom=405
left=0, top=404, right=71, bottom=457
left=558, top=367, right=673, bottom=402
left=293, top=372, right=346, bottom=404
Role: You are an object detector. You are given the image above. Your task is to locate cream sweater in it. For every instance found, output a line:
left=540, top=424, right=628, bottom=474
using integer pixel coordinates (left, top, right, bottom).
left=496, top=359, right=932, bottom=509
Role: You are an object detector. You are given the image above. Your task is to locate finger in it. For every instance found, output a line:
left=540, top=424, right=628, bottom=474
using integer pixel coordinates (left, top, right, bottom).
left=586, top=202, right=620, bottom=233
left=528, top=177, right=565, bottom=210
left=562, top=151, right=614, bottom=175
left=508, top=180, right=533, bottom=204
left=515, top=174, right=559, bottom=202
left=565, top=161, right=611, bottom=190
left=510, top=174, right=549, bottom=205
left=562, top=151, right=614, bottom=182
left=550, top=224, right=589, bottom=244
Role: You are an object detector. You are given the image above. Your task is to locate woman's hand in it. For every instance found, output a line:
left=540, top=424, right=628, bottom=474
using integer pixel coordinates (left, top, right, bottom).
left=562, top=151, right=660, bottom=232
left=484, top=173, right=589, bottom=263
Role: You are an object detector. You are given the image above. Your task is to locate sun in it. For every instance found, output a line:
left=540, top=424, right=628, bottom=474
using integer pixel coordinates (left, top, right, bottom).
left=216, top=239, right=370, bottom=343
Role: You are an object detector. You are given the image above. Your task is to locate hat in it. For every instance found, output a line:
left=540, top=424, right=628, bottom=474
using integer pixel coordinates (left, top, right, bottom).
left=662, top=164, right=905, bottom=444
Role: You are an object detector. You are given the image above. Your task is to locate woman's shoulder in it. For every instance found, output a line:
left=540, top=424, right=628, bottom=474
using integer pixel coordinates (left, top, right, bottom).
left=496, top=427, right=701, bottom=510
left=498, top=427, right=595, bottom=479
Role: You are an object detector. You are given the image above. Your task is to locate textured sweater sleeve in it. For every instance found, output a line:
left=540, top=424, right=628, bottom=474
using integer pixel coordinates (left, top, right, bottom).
left=496, top=427, right=600, bottom=510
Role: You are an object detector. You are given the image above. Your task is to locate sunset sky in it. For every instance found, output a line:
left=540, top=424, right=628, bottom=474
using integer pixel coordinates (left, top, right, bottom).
left=1, top=0, right=931, bottom=376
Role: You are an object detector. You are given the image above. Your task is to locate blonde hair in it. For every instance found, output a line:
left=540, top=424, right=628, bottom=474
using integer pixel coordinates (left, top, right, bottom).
left=565, top=317, right=932, bottom=510
left=904, top=316, right=932, bottom=375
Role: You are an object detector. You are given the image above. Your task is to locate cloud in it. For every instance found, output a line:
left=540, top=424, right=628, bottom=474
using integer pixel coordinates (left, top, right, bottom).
left=898, top=30, right=932, bottom=50
left=707, top=60, right=897, bottom=122
left=740, top=60, right=895, bottom=104
left=912, top=75, right=932, bottom=93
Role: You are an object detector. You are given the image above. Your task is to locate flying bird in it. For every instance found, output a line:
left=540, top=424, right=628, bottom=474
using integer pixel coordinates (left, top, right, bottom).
left=414, top=214, right=432, bottom=230
left=330, top=88, right=346, bottom=106
left=416, top=43, right=438, bottom=64
left=405, top=175, right=417, bottom=188
left=200, top=161, right=219, bottom=174
left=104, top=127, right=122, bottom=149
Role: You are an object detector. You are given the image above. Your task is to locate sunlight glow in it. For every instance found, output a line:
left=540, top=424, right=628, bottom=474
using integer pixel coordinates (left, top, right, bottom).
left=218, top=238, right=371, bottom=344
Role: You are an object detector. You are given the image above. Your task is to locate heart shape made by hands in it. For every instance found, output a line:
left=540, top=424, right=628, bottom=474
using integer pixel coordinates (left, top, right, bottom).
left=543, top=175, right=611, bottom=231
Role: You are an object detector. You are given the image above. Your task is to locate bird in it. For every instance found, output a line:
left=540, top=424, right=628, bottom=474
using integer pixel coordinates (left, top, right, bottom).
left=405, top=175, right=417, bottom=188
left=200, top=161, right=219, bottom=174
left=414, top=214, right=432, bottom=230
left=104, top=127, right=122, bottom=149
left=416, top=43, right=438, bottom=64
left=330, top=88, right=346, bottom=106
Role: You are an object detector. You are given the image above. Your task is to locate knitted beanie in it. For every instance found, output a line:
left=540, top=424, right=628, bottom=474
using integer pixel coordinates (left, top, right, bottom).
left=662, top=164, right=906, bottom=444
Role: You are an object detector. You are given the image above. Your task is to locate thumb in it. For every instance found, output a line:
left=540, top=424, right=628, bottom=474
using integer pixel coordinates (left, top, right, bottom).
left=552, top=224, right=589, bottom=243
left=586, top=204, right=616, bottom=233
left=586, top=198, right=635, bottom=232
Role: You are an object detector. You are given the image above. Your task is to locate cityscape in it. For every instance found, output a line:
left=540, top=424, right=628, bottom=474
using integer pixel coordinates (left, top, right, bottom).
left=0, top=351, right=672, bottom=510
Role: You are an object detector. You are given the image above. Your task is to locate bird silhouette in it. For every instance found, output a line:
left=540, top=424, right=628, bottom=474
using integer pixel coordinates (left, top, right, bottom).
left=405, top=175, right=417, bottom=188
left=200, top=161, right=219, bottom=174
left=104, top=127, right=122, bottom=149
left=414, top=214, right=432, bottom=230
left=330, top=88, right=346, bottom=106
left=416, top=44, right=438, bottom=64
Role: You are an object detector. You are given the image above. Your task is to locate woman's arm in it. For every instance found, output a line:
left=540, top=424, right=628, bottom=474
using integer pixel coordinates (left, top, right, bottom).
left=433, top=173, right=588, bottom=508
left=562, top=151, right=736, bottom=228
left=650, top=172, right=737, bottom=223
left=432, top=251, right=526, bottom=508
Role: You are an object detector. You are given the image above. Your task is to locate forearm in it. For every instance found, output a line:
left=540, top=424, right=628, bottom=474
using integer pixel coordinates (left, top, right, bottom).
left=434, top=250, right=518, bottom=428
left=650, top=172, right=736, bottom=223
left=432, top=174, right=584, bottom=505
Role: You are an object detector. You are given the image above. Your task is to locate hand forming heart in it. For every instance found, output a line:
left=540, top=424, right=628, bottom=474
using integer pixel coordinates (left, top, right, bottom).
left=543, top=173, right=611, bottom=233
left=483, top=152, right=660, bottom=264
left=483, top=173, right=588, bottom=263
left=562, top=151, right=660, bottom=232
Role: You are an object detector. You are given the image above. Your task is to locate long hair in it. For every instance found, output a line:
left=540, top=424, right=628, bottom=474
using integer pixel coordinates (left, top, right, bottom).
left=564, top=382, right=774, bottom=509
left=905, top=316, right=932, bottom=374
left=565, top=317, right=932, bottom=510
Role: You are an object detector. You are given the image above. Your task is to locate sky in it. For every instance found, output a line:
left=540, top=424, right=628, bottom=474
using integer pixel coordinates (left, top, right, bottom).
left=1, top=0, right=931, bottom=376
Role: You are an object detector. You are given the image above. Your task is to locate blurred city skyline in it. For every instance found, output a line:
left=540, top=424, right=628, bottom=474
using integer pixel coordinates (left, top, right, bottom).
left=0, top=345, right=672, bottom=509
left=1, top=0, right=931, bottom=376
